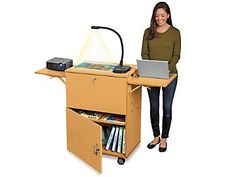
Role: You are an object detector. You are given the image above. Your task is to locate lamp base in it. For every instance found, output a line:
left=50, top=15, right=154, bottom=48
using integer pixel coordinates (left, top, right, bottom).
left=113, top=65, right=131, bottom=73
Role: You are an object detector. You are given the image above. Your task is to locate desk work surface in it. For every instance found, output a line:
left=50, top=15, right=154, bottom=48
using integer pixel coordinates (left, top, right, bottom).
left=66, top=65, right=136, bottom=78
left=127, top=74, right=177, bottom=87
left=35, top=68, right=65, bottom=77
left=35, top=64, right=136, bottom=78
left=35, top=65, right=177, bottom=87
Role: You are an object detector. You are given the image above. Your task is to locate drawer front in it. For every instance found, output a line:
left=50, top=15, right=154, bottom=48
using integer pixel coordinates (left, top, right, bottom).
left=66, top=73, right=127, bottom=115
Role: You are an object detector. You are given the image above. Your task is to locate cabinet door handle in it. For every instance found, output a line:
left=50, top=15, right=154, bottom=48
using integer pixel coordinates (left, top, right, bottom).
left=93, top=144, right=100, bottom=156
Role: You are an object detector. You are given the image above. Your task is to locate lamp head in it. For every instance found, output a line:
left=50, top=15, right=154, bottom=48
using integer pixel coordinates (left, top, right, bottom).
left=91, top=26, right=100, bottom=29
left=90, top=25, right=131, bottom=73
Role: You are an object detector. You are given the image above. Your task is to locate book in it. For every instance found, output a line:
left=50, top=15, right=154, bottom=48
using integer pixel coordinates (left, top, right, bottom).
left=105, top=126, right=116, bottom=150
left=75, top=61, right=116, bottom=72
left=112, top=126, right=120, bottom=152
left=99, top=113, right=111, bottom=121
left=117, top=127, right=123, bottom=153
left=106, top=116, right=125, bottom=124
left=102, top=126, right=111, bottom=145
left=78, top=110, right=110, bottom=120
left=122, top=128, right=126, bottom=154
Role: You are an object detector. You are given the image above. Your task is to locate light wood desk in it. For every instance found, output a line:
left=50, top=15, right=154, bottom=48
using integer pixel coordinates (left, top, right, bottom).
left=35, top=64, right=177, bottom=173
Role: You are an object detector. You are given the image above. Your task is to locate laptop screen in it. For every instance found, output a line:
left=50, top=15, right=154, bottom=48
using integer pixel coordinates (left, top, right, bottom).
left=137, top=59, right=170, bottom=79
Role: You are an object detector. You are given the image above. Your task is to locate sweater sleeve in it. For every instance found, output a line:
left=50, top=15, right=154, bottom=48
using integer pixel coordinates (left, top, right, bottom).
left=141, top=29, right=149, bottom=59
left=169, top=30, right=181, bottom=72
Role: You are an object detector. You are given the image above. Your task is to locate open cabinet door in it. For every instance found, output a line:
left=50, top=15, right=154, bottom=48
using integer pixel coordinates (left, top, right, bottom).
left=66, top=108, right=102, bottom=173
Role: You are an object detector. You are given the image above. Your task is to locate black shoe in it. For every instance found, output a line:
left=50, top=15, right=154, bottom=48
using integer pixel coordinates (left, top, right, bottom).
left=159, top=142, right=167, bottom=152
left=147, top=138, right=160, bottom=149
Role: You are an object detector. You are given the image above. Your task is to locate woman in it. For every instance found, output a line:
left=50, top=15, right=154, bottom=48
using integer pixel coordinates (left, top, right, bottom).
left=141, top=2, right=181, bottom=152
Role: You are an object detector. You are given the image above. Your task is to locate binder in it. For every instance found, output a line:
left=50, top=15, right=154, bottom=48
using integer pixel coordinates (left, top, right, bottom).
left=122, top=128, right=126, bottom=154
left=117, top=127, right=123, bottom=153
left=112, top=126, right=120, bottom=151
left=105, top=126, right=116, bottom=150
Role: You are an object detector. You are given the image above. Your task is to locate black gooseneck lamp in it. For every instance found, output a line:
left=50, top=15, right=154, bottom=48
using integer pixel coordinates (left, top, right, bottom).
left=91, top=26, right=131, bottom=73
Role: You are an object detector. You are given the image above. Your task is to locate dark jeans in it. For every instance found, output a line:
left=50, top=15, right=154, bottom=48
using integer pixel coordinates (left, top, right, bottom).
left=147, top=77, right=177, bottom=138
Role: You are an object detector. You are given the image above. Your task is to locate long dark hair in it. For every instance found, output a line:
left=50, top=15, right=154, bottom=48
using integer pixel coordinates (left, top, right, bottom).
left=148, top=2, right=173, bottom=40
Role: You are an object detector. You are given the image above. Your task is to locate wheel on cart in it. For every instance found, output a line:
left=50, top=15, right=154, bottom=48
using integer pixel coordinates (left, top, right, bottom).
left=117, top=158, right=125, bottom=165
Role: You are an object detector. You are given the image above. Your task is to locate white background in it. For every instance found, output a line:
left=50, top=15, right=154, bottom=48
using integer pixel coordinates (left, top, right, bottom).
left=0, top=0, right=236, bottom=176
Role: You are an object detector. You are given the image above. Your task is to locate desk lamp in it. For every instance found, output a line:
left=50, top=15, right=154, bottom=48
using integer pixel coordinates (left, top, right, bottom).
left=91, top=26, right=131, bottom=73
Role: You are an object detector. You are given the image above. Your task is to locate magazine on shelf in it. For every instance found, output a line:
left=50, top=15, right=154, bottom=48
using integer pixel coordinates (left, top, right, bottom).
left=75, top=61, right=116, bottom=72
left=106, top=115, right=125, bottom=124
left=78, top=110, right=110, bottom=120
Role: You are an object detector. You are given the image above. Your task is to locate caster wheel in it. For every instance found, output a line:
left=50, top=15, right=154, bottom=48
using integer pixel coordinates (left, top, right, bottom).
left=117, top=158, right=125, bottom=165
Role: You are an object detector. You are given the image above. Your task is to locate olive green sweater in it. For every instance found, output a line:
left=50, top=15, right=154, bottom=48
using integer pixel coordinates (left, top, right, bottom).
left=141, top=26, right=181, bottom=73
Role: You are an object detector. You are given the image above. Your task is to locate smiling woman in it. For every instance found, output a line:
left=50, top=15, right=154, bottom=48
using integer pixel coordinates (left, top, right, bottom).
left=141, top=1, right=181, bottom=152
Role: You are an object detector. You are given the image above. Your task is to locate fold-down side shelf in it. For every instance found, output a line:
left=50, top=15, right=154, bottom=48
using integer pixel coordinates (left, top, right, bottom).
left=127, top=74, right=177, bottom=88
left=35, top=68, right=66, bottom=84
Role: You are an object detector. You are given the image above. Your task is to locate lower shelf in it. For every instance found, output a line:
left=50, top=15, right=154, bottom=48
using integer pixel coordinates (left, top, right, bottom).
left=66, top=107, right=131, bottom=172
left=102, top=125, right=126, bottom=156
left=102, top=146, right=126, bottom=158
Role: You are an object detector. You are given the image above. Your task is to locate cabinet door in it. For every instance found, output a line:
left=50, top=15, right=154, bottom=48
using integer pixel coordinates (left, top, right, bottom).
left=66, top=73, right=127, bottom=115
left=66, top=108, right=102, bottom=173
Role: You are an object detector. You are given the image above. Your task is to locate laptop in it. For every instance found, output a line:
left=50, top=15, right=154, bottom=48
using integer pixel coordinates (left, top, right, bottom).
left=137, top=59, right=171, bottom=79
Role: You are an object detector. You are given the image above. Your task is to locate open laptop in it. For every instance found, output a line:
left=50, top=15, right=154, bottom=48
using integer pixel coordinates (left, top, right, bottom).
left=137, top=59, right=171, bottom=79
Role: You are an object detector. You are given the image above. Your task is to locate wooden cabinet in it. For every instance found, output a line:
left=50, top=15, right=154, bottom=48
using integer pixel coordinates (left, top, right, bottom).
left=65, top=68, right=141, bottom=173
left=35, top=65, right=176, bottom=173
